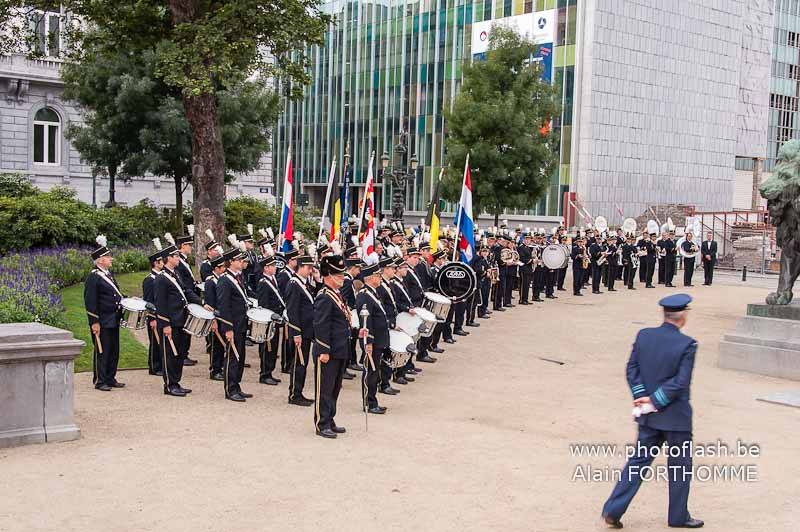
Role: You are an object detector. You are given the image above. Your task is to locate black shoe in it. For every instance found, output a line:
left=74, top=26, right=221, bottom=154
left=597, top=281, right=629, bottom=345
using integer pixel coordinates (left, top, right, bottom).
left=368, top=406, right=387, bottom=414
left=573, top=292, right=583, bottom=296
left=608, top=288, right=617, bottom=292
left=244, top=363, right=251, bottom=368
left=410, top=367, right=423, bottom=374
left=507, top=303, right=516, bottom=308
left=478, top=313, right=490, bottom=319
left=348, top=363, right=365, bottom=371
left=592, top=290, right=602, bottom=294
left=403, top=375, right=415, bottom=382
left=453, top=329, right=468, bottom=336
left=444, top=338, right=456, bottom=344
left=316, top=428, right=337, bottom=439
left=494, top=307, right=506, bottom=312
left=177, top=387, right=192, bottom=394
left=288, top=396, right=314, bottom=406
left=533, top=297, right=544, bottom=302
left=546, top=295, right=557, bottom=299
left=670, top=518, right=704, bottom=528
left=646, top=284, right=655, bottom=288
left=628, top=287, right=636, bottom=290
left=95, top=384, right=112, bottom=392
left=281, top=368, right=290, bottom=374
left=164, top=388, right=186, bottom=397
left=466, top=322, right=480, bottom=327
left=417, top=354, right=437, bottom=363
left=430, top=347, right=444, bottom=354
left=183, top=358, right=198, bottom=366
left=238, top=391, right=253, bottom=398
left=666, top=283, right=675, bottom=287
left=602, top=514, right=623, bottom=529
left=380, top=387, right=399, bottom=395
left=226, top=393, right=246, bottom=402
left=210, top=372, right=224, bottom=381
left=152, top=370, right=164, bottom=377
left=394, top=376, right=409, bottom=385
left=259, top=376, right=280, bottom=385
left=110, top=382, right=126, bottom=388
left=519, top=301, right=531, bottom=305
left=342, top=370, right=355, bottom=380
left=557, top=287, right=567, bottom=291
left=331, top=425, right=346, bottom=434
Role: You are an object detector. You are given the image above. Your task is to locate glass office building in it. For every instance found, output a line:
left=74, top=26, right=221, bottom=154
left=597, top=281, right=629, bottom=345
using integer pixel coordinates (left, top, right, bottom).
left=274, top=0, right=578, bottom=219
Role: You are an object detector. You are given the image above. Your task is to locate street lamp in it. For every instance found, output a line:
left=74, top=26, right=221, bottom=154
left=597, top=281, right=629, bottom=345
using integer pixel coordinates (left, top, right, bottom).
left=384, top=130, right=419, bottom=222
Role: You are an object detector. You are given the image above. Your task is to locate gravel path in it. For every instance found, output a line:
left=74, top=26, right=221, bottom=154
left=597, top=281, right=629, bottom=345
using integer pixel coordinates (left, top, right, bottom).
left=1, top=281, right=797, bottom=532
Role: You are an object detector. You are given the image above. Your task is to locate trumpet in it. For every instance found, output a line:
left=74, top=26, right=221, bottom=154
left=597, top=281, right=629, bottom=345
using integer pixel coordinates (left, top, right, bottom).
left=500, top=248, right=520, bottom=266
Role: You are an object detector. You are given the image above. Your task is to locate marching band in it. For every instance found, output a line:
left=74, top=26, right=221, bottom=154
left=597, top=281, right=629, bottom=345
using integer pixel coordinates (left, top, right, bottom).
left=83, top=215, right=717, bottom=439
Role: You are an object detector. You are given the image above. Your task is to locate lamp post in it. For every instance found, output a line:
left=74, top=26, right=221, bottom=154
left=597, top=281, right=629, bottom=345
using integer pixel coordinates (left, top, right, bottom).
left=381, top=131, right=419, bottom=223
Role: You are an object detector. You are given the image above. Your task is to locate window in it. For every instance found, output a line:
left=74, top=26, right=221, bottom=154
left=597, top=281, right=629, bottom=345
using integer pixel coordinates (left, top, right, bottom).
left=33, top=107, right=61, bottom=165
left=30, top=11, right=63, bottom=57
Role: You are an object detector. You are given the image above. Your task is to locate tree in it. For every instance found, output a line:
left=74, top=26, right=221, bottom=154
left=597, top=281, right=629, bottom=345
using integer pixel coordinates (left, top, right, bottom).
left=0, top=1, right=327, bottom=253
left=442, top=26, right=561, bottom=225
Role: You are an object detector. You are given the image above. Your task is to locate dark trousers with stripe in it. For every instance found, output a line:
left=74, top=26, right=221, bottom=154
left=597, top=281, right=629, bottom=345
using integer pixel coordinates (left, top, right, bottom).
left=281, top=326, right=293, bottom=373
left=503, top=274, right=515, bottom=305
left=147, top=322, right=162, bottom=375
left=493, top=275, right=505, bottom=309
left=683, top=258, right=695, bottom=285
left=313, top=350, right=345, bottom=431
left=624, top=263, right=637, bottom=288
left=703, top=259, right=714, bottom=285
left=557, top=267, right=567, bottom=289
left=224, top=329, right=247, bottom=396
left=361, top=344, right=381, bottom=408
left=665, top=256, right=676, bottom=285
left=545, top=270, right=556, bottom=297
left=519, top=270, right=532, bottom=302
left=92, top=326, right=120, bottom=387
left=591, top=264, right=603, bottom=292
left=658, top=258, right=666, bottom=283
left=572, top=266, right=584, bottom=295
left=160, top=328, right=186, bottom=390
left=645, top=259, right=656, bottom=286
left=289, top=337, right=311, bottom=400
left=602, top=426, right=693, bottom=526
left=454, top=301, right=466, bottom=330
left=258, top=330, right=279, bottom=379
left=209, top=330, right=225, bottom=375
left=478, top=280, right=490, bottom=314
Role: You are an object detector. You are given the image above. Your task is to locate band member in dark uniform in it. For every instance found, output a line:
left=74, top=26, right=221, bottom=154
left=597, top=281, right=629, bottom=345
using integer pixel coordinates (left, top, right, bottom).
left=199, top=229, right=222, bottom=281
left=664, top=232, right=677, bottom=287
left=503, top=236, right=516, bottom=307
left=143, top=242, right=164, bottom=376
left=638, top=231, right=649, bottom=283
left=657, top=231, right=668, bottom=285
left=571, top=236, right=588, bottom=296
left=589, top=237, right=605, bottom=294
left=557, top=234, right=569, bottom=291
left=312, top=255, right=353, bottom=439
left=377, top=257, right=401, bottom=394
left=681, top=232, right=698, bottom=287
left=356, top=262, right=389, bottom=415
left=517, top=232, right=533, bottom=304
left=532, top=232, right=546, bottom=302
left=469, top=244, right=490, bottom=320
left=493, top=236, right=507, bottom=311
left=203, top=254, right=227, bottom=381
left=643, top=233, right=658, bottom=288
left=342, top=257, right=363, bottom=375
left=84, top=235, right=124, bottom=391
left=216, top=247, right=252, bottom=402
left=701, top=232, right=717, bottom=286
left=605, top=237, right=618, bottom=292
left=429, top=250, right=453, bottom=348
left=154, top=243, right=202, bottom=397
left=391, top=256, right=418, bottom=384
left=622, top=235, right=638, bottom=290
left=286, top=254, right=316, bottom=406
left=167, top=228, right=200, bottom=366
left=256, top=254, right=285, bottom=386
left=278, top=248, right=300, bottom=374
left=239, top=229, right=259, bottom=292
left=405, top=247, right=435, bottom=363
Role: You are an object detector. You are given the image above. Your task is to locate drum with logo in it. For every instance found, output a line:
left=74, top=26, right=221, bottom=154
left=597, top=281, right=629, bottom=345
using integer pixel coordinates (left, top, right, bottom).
left=434, top=261, right=477, bottom=303
left=542, top=244, right=569, bottom=270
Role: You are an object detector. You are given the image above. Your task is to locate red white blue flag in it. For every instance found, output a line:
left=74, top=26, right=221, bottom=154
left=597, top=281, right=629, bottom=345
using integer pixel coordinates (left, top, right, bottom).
left=454, top=154, right=475, bottom=263
left=279, top=149, right=294, bottom=252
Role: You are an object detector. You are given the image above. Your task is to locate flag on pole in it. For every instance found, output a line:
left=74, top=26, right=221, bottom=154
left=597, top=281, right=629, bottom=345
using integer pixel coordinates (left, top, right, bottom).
left=453, top=155, right=475, bottom=263
left=333, top=162, right=351, bottom=242
left=318, top=157, right=338, bottom=243
left=360, top=155, right=376, bottom=259
left=279, top=149, right=294, bottom=252
left=614, top=203, right=624, bottom=218
left=426, top=168, right=444, bottom=251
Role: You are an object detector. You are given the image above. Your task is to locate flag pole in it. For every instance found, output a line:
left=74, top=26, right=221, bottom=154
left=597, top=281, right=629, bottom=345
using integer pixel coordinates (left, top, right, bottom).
left=278, top=146, right=292, bottom=251
left=338, top=142, right=351, bottom=247
left=317, top=156, right=338, bottom=245
left=452, top=153, right=469, bottom=262
left=356, top=151, right=375, bottom=239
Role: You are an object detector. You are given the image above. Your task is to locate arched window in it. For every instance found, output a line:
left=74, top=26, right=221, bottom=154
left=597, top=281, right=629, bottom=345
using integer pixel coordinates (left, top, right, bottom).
left=33, top=107, right=60, bottom=165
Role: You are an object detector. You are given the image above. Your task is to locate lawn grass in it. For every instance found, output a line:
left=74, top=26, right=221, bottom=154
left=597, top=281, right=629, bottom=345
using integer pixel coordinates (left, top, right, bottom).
left=61, top=271, right=149, bottom=372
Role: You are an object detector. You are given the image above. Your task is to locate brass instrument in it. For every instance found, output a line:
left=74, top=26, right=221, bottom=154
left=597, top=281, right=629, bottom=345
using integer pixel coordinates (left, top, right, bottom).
left=488, top=266, right=499, bottom=284
left=580, top=246, right=590, bottom=269
left=500, top=248, right=520, bottom=266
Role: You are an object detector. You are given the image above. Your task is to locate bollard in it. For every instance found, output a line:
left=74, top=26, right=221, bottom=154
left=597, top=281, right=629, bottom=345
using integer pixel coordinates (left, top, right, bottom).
left=742, top=266, right=747, bottom=282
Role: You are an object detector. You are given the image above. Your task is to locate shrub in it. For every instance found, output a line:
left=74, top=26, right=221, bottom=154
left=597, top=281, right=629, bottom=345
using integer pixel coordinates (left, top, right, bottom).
left=224, top=196, right=319, bottom=239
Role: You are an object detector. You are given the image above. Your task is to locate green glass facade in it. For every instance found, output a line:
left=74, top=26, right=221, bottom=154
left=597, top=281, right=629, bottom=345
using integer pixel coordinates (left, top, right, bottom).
left=274, top=0, right=578, bottom=217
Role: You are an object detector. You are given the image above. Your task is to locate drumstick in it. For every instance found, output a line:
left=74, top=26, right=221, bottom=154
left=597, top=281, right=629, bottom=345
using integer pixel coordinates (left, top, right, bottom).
left=94, top=331, right=103, bottom=354
left=167, top=334, right=179, bottom=358
left=214, top=329, right=226, bottom=347
left=228, top=338, right=241, bottom=361
left=297, top=342, right=305, bottom=366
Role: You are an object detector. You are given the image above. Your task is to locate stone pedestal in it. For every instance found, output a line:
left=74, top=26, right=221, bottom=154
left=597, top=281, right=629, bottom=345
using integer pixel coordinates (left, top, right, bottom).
left=719, top=303, right=800, bottom=381
left=0, top=323, right=84, bottom=448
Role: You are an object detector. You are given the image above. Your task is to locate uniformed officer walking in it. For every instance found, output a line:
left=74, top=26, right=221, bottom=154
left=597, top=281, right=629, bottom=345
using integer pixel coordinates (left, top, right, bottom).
left=601, top=294, right=704, bottom=529
left=84, top=235, right=124, bottom=391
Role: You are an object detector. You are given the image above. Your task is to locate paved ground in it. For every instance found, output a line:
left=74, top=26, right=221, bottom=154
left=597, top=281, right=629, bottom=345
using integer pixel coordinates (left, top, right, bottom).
left=1, top=278, right=798, bottom=532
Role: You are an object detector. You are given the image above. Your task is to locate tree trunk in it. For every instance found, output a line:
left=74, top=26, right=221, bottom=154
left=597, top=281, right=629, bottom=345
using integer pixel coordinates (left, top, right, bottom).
left=183, top=93, right=226, bottom=266
left=105, top=164, right=117, bottom=207
left=494, top=211, right=499, bottom=227
left=173, top=175, right=184, bottom=230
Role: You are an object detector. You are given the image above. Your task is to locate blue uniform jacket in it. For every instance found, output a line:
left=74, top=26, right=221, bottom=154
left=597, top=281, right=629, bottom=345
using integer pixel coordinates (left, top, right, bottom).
left=626, top=322, right=697, bottom=432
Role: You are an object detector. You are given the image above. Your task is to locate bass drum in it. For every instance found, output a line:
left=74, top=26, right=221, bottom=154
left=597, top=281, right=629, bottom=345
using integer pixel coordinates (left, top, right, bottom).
left=434, top=261, right=477, bottom=303
left=274, top=254, right=287, bottom=272
left=542, top=244, right=568, bottom=270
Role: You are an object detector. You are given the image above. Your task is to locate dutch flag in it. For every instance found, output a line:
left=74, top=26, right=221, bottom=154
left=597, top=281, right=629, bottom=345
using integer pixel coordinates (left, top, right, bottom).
left=454, top=154, right=475, bottom=263
left=279, top=149, right=294, bottom=252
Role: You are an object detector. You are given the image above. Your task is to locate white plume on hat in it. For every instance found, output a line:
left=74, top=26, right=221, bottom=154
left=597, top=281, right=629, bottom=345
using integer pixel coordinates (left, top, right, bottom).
left=364, top=252, right=379, bottom=266
left=164, top=232, right=175, bottom=245
left=152, top=237, right=162, bottom=251
left=227, top=234, right=239, bottom=248
left=307, top=242, right=318, bottom=259
left=319, top=234, right=329, bottom=246
left=291, top=239, right=300, bottom=251
left=95, top=234, right=107, bottom=248
left=266, top=228, right=274, bottom=239
left=263, top=242, right=275, bottom=257
left=355, top=247, right=363, bottom=259
left=331, top=240, right=342, bottom=255
left=247, top=223, right=253, bottom=236
left=258, top=228, right=268, bottom=240
left=187, top=224, right=195, bottom=237
left=205, top=229, right=215, bottom=241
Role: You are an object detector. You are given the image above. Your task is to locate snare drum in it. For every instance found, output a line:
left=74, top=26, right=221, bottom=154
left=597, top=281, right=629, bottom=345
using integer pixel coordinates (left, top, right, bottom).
left=247, top=307, right=277, bottom=344
left=395, top=312, right=424, bottom=342
left=423, top=291, right=451, bottom=322
left=412, top=307, right=438, bottom=337
left=386, top=330, right=417, bottom=369
left=183, top=303, right=215, bottom=337
left=120, top=297, right=149, bottom=330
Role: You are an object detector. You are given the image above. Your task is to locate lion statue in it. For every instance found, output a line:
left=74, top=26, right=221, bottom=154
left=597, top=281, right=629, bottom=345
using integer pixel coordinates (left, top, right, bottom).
left=760, top=139, right=800, bottom=305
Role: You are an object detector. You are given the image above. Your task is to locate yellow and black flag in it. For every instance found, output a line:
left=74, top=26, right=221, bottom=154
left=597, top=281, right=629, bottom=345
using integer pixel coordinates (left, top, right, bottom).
left=426, top=168, right=444, bottom=250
